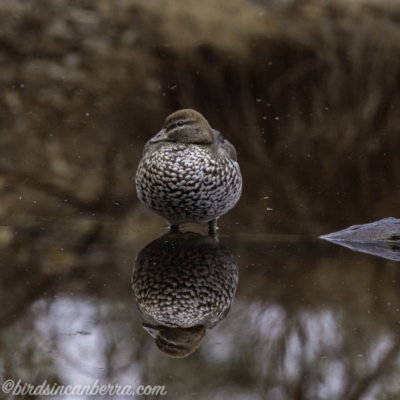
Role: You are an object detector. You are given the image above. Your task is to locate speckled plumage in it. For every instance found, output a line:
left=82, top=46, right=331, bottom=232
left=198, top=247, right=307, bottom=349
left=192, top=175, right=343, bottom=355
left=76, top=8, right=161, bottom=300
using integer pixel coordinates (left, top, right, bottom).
left=132, top=231, right=238, bottom=330
left=135, top=109, right=242, bottom=227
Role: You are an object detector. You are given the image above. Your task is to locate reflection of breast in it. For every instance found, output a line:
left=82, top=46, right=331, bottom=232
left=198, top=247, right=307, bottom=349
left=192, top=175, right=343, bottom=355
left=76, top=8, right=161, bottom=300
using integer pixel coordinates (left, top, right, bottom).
left=132, top=231, right=238, bottom=329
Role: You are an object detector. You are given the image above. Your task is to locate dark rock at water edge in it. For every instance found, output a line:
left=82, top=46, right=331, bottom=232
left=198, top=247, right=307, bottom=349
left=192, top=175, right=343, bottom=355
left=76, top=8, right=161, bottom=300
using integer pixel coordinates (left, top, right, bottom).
left=320, top=218, right=400, bottom=262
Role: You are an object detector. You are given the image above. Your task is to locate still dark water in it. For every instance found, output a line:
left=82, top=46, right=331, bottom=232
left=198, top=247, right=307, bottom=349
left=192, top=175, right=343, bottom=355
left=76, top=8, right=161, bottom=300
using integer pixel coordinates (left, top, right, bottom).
left=1, top=211, right=400, bottom=400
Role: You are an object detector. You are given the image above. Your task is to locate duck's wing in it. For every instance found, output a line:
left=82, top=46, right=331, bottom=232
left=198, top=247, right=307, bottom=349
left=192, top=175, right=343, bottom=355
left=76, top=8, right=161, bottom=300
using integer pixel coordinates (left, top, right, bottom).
left=213, top=129, right=238, bottom=162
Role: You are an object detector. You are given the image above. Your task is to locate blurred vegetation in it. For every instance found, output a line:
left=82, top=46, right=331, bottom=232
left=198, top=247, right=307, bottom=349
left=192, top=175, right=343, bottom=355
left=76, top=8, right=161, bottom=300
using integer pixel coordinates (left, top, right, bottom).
left=0, top=0, right=399, bottom=235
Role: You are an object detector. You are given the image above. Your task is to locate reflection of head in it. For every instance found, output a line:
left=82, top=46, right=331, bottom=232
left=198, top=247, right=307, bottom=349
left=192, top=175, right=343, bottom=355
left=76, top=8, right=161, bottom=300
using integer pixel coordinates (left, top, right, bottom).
left=143, top=324, right=206, bottom=358
left=132, top=230, right=238, bottom=357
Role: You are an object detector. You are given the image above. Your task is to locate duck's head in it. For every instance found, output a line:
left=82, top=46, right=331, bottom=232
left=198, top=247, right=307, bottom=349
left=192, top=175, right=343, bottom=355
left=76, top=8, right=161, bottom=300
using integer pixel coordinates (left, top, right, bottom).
left=150, top=109, right=214, bottom=145
left=143, top=323, right=206, bottom=358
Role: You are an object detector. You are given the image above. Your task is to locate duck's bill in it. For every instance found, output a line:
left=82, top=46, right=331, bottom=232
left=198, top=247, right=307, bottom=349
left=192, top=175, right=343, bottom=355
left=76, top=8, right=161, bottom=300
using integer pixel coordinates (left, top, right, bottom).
left=150, top=129, right=169, bottom=143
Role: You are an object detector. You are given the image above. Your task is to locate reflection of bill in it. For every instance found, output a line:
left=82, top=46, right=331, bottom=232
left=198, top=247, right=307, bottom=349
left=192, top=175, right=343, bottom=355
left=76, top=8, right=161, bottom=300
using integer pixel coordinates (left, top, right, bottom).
left=132, top=231, right=238, bottom=358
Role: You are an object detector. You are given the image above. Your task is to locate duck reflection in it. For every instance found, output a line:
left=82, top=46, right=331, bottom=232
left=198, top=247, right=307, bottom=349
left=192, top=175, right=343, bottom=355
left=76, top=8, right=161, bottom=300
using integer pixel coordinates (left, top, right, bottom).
left=132, top=230, right=238, bottom=358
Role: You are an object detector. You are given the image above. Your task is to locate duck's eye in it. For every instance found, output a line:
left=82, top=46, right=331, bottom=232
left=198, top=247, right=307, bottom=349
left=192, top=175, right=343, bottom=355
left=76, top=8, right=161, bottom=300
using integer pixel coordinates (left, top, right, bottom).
left=177, top=120, right=185, bottom=127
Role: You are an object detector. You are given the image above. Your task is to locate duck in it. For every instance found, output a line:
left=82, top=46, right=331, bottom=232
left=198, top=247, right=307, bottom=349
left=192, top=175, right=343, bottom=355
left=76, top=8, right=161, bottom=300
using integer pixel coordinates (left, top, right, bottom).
left=135, top=109, right=242, bottom=231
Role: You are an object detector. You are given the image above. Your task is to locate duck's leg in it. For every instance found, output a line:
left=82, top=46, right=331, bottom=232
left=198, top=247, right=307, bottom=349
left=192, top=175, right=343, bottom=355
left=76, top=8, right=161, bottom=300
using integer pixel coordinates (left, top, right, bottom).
left=208, top=219, right=217, bottom=235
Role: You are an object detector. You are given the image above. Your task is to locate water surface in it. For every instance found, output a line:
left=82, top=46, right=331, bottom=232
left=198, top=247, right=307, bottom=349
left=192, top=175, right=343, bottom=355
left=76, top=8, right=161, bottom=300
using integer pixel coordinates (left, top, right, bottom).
left=1, top=214, right=399, bottom=399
